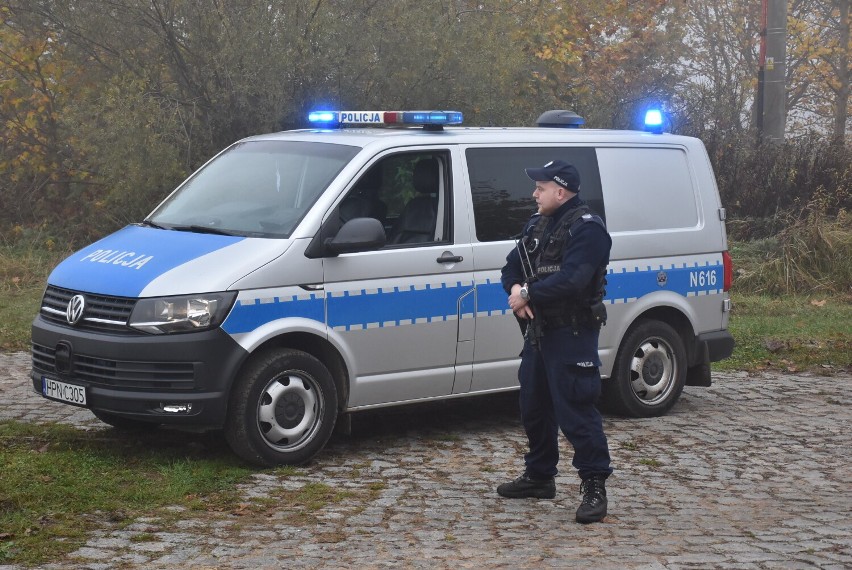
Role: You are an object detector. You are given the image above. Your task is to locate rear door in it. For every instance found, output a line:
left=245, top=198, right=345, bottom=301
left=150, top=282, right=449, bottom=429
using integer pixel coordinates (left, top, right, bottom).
left=462, top=145, right=605, bottom=392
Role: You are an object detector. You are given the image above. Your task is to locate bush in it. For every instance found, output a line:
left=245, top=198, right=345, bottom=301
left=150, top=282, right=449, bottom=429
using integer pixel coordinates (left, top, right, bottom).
left=705, top=134, right=852, bottom=230
left=731, top=207, right=851, bottom=295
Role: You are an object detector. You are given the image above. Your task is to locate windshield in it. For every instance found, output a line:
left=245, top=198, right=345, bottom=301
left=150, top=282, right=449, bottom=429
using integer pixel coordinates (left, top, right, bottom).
left=149, top=141, right=360, bottom=238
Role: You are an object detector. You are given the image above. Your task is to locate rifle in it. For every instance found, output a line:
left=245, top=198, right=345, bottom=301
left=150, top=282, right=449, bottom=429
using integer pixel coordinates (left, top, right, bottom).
left=513, top=234, right=543, bottom=346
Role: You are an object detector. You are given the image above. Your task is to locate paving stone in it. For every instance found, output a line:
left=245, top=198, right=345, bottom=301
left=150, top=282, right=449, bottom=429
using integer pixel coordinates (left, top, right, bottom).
left=2, top=353, right=851, bottom=568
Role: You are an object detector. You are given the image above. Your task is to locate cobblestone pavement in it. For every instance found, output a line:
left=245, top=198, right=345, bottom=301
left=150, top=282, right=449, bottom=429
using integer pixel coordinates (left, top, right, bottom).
left=2, top=351, right=851, bottom=569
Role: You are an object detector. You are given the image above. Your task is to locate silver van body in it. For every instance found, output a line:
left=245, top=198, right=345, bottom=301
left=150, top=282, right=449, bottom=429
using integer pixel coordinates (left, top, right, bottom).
left=32, top=121, right=734, bottom=466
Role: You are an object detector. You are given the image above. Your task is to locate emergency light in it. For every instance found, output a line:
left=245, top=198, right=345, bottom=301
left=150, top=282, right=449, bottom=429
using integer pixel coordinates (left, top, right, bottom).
left=308, top=110, right=463, bottom=129
left=308, top=111, right=337, bottom=123
left=643, top=109, right=665, bottom=134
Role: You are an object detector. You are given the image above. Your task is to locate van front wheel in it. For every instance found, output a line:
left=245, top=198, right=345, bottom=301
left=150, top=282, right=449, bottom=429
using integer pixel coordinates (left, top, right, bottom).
left=225, top=349, right=337, bottom=466
left=603, top=320, right=686, bottom=417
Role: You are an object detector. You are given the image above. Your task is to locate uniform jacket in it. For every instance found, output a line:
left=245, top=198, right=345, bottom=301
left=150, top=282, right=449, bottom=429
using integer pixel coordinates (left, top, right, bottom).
left=501, top=196, right=611, bottom=365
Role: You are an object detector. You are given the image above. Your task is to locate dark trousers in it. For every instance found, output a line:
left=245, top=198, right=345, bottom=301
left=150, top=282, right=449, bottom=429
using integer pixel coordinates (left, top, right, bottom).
left=518, top=328, right=613, bottom=480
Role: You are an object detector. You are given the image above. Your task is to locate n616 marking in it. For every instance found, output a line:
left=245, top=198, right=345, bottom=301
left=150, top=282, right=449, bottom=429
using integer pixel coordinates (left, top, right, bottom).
left=690, top=270, right=717, bottom=288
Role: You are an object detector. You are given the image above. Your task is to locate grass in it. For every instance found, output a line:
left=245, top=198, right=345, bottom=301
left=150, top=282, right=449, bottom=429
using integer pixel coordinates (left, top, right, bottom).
left=729, top=209, right=851, bottom=295
left=0, top=229, right=848, bottom=565
left=722, top=211, right=851, bottom=372
left=0, top=241, right=69, bottom=352
left=0, top=288, right=41, bottom=351
left=717, top=294, right=851, bottom=373
left=0, top=421, right=253, bottom=566
left=0, top=220, right=852, bottom=565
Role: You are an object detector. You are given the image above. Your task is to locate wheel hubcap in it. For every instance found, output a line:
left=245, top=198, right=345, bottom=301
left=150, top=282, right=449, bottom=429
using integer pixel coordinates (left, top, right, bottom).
left=276, top=391, right=306, bottom=428
left=629, top=338, right=676, bottom=404
left=256, top=373, right=322, bottom=452
left=642, top=353, right=665, bottom=383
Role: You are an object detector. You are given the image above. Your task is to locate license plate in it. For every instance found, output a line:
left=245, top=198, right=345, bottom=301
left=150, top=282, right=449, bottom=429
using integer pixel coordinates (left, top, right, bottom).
left=42, top=377, right=87, bottom=406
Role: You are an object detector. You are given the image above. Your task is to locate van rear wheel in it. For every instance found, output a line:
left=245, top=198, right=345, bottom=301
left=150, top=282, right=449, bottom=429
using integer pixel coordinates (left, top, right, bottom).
left=225, top=349, right=337, bottom=466
left=603, top=320, right=686, bottom=417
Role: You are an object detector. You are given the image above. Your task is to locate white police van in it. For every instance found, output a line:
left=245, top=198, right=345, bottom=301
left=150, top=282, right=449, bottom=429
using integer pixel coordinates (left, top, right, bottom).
left=32, top=109, right=734, bottom=466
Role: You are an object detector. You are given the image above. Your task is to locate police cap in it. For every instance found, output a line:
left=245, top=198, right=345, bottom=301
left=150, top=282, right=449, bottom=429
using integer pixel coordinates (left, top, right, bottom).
left=525, top=160, right=581, bottom=192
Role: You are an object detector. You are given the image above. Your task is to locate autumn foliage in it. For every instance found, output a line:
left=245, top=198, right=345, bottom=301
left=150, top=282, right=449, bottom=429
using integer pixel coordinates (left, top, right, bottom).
left=0, top=1, right=849, bottom=247
left=0, top=12, right=91, bottom=234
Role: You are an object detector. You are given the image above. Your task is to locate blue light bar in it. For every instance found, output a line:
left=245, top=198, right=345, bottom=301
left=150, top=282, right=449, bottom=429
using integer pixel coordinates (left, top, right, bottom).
left=307, top=110, right=463, bottom=128
left=644, top=109, right=664, bottom=134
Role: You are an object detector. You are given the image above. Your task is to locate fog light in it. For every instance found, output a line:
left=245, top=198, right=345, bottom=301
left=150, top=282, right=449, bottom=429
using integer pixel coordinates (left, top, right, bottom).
left=162, top=403, right=193, bottom=414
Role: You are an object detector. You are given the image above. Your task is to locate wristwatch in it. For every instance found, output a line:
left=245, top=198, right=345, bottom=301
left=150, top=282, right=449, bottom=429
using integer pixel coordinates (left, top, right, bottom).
left=519, top=283, right=529, bottom=300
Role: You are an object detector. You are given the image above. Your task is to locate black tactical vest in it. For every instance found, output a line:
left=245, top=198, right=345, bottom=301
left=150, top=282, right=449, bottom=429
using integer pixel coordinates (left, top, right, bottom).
left=526, top=204, right=608, bottom=330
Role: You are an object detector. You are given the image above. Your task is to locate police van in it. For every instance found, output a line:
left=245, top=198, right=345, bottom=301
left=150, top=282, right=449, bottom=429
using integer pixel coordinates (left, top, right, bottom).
left=32, top=109, right=734, bottom=466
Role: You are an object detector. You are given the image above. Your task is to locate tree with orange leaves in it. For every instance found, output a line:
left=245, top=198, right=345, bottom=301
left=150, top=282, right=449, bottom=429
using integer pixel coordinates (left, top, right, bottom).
left=519, top=0, right=681, bottom=129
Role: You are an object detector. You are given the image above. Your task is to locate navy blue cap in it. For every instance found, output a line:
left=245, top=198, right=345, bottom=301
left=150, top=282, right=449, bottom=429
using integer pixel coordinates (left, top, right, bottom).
left=525, top=160, right=580, bottom=192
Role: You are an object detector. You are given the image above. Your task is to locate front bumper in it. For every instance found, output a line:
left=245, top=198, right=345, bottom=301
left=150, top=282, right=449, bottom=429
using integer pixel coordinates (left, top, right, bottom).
left=31, top=316, right=248, bottom=427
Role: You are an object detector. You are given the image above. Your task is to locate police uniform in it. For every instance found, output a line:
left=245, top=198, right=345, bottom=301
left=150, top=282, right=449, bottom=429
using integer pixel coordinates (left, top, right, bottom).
left=498, top=160, right=612, bottom=523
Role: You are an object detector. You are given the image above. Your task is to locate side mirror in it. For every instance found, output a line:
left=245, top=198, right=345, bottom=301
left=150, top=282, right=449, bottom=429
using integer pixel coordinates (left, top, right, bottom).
left=324, top=217, right=386, bottom=255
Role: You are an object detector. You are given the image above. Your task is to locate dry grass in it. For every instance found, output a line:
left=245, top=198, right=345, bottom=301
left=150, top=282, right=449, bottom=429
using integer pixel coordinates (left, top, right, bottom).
left=731, top=209, right=851, bottom=295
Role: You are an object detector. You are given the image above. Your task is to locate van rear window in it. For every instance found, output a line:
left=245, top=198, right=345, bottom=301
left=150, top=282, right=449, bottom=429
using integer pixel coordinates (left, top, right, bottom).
left=466, top=147, right=603, bottom=242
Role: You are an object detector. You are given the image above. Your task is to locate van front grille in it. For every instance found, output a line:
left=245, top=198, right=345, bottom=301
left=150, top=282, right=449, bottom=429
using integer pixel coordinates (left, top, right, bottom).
left=40, top=285, right=138, bottom=334
left=32, top=343, right=196, bottom=391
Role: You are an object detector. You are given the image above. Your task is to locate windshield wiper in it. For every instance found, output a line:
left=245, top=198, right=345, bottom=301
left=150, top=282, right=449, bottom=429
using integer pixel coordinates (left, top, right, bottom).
left=170, top=224, right=240, bottom=236
left=139, top=219, right=168, bottom=230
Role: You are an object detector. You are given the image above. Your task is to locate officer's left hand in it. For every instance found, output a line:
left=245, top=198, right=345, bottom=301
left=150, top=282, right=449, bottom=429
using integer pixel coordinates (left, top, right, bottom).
left=513, top=305, right=534, bottom=320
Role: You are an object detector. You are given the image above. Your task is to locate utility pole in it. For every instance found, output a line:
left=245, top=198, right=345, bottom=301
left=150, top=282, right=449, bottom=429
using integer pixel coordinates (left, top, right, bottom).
left=757, top=0, right=788, bottom=144
left=832, top=0, right=849, bottom=146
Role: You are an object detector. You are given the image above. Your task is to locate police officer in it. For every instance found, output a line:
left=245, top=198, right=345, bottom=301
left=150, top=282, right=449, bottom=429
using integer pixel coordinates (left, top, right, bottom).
left=498, top=159, right=613, bottom=524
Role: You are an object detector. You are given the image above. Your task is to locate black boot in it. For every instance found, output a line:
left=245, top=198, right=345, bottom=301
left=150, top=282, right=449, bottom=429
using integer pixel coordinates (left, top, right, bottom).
left=496, top=471, right=556, bottom=499
left=575, top=475, right=607, bottom=523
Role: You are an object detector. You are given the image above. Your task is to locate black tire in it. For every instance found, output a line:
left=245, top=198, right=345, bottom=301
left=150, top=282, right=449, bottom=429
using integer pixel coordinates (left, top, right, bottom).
left=224, top=349, right=337, bottom=467
left=91, top=409, right=155, bottom=431
left=602, top=320, right=687, bottom=417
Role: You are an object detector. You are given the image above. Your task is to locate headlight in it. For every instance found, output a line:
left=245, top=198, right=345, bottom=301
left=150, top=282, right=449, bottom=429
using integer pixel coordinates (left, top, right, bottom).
left=129, top=292, right=237, bottom=334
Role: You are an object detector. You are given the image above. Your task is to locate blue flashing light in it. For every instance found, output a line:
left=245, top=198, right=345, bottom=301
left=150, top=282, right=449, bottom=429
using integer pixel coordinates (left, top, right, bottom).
left=644, top=109, right=664, bottom=134
left=308, top=111, right=339, bottom=126
left=403, top=111, right=463, bottom=125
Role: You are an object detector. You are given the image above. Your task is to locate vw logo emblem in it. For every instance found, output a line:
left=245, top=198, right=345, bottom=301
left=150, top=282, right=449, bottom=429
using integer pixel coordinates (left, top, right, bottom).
left=66, top=295, right=85, bottom=325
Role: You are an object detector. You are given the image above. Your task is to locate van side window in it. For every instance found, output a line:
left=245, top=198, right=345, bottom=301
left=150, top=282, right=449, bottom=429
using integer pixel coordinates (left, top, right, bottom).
left=339, top=164, right=388, bottom=224
left=596, top=148, right=699, bottom=232
left=466, top=147, right=604, bottom=242
left=340, top=152, right=451, bottom=246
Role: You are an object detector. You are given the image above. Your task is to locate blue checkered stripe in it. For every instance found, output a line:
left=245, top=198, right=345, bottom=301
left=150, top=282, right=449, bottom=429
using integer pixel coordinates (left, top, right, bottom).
left=223, top=281, right=476, bottom=335
left=326, top=281, right=475, bottom=332
left=222, top=261, right=722, bottom=335
left=605, top=260, right=724, bottom=304
left=222, top=290, right=324, bottom=335
left=476, top=259, right=725, bottom=316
